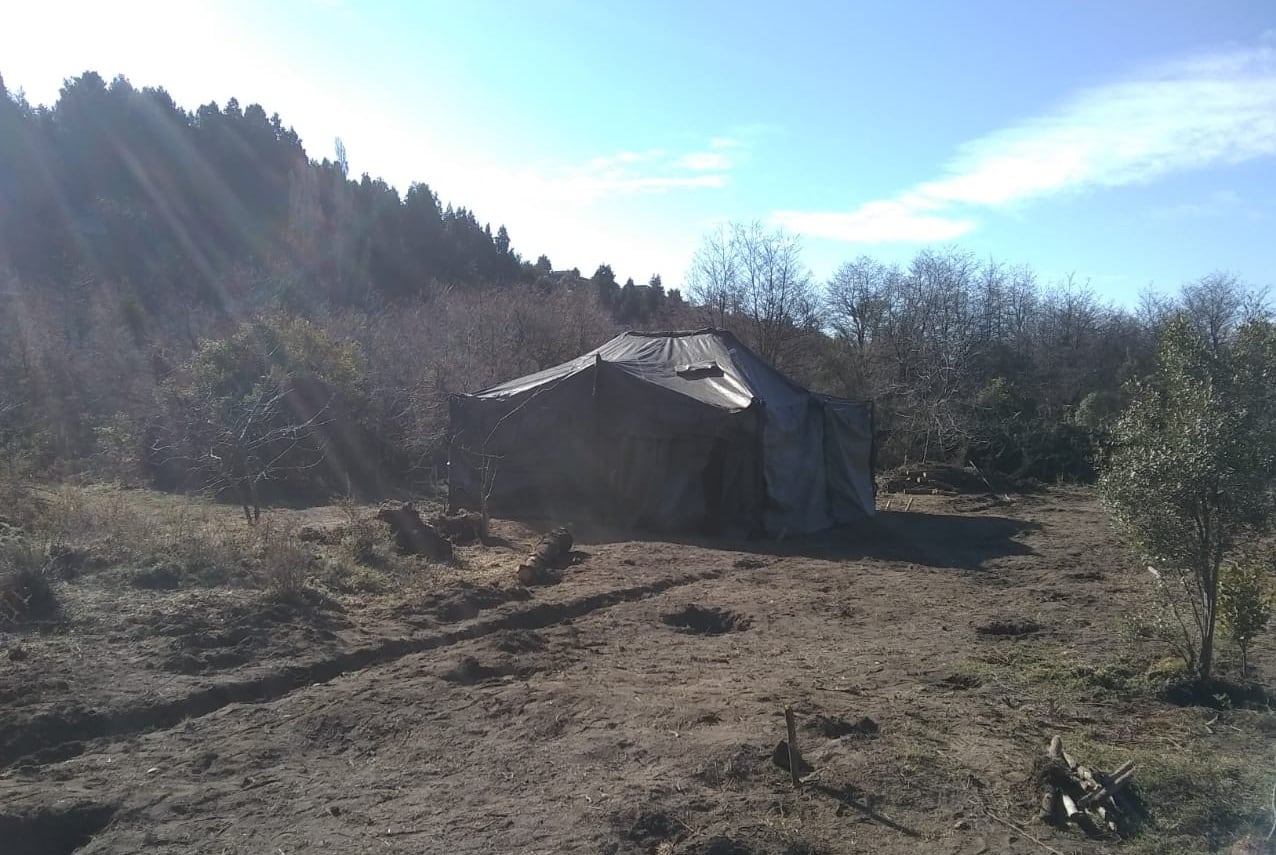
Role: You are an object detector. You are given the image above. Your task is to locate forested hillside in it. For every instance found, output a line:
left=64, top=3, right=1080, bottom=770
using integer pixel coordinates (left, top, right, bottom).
left=0, top=71, right=1267, bottom=498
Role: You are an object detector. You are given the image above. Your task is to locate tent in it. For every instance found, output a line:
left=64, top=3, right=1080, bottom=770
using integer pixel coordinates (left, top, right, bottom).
left=447, top=329, right=875, bottom=536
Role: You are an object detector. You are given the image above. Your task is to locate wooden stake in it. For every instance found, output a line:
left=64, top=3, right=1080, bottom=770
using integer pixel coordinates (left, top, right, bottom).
left=785, top=706, right=801, bottom=789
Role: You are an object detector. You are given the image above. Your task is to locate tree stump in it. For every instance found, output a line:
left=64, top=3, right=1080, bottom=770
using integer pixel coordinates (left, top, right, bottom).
left=429, top=511, right=485, bottom=545
left=375, top=503, right=453, bottom=559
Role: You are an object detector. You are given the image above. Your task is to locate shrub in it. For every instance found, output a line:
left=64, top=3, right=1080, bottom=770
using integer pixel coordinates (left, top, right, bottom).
left=0, top=539, right=57, bottom=625
left=150, top=314, right=373, bottom=518
left=253, top=521, right=312, bottom=596
left=1099, top=316, right=1276, bottom=680
left=1218, top=555, right=1272, bottom=678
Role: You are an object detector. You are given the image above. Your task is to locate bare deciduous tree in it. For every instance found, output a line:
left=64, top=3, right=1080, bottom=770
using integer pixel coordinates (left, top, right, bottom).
left=154, top=375, right=334, bottom=523
left=687, top=221, right=818, bottom=366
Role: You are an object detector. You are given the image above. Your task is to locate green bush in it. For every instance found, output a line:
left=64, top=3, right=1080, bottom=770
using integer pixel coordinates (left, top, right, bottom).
left=1100, top=316, right=1276, bottom=681
left=150, top=314, right=374, bottom=512
left=1218, top=555, right=1272, bottom=678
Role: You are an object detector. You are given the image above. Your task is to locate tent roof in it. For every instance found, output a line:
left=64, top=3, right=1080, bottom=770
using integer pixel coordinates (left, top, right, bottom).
left=467, top=329, right=808, bottom=411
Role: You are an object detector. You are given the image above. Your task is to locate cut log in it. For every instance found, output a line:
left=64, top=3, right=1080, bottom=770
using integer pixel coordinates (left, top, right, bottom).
left=1077, top=765, right=1136, bottom=809
left=1109, top=760, right=1136, bottom=780
left=517, top=527, right=574, bottom=585
left=1048, top=735, right=1063, bottom=761
left=1060, top=793, right=1082, bottom=823
left=1047, top=735, right=1077, bottom=770
left=375, top=503, right=453, bottom=559
left=1037, top=789, right=1059, bottom=823
left=1075, top=765, right=1101, bottom=792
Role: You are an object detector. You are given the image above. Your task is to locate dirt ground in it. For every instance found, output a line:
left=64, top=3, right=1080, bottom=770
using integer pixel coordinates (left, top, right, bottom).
left=2, top=486, right=1273, bottom=854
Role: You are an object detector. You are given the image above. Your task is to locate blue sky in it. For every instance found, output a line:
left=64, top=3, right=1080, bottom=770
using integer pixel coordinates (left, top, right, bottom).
left=4, top=1, right=1276, bottom=302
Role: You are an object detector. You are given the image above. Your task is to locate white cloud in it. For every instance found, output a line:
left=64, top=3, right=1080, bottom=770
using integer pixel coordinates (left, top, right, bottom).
left=1150, top=189, right=1245, bottom=220
left=587, top=149, right=666, bottom=169
left=776, top=42, right=1276, bottom=244
left=774, top=199, right=976, bottom=243
left=678, top=151, right=731, bottom=171
left=492, top=139, right=740, bottom=205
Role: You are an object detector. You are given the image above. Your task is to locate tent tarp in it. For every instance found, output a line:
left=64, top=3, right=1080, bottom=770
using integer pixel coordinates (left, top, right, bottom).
left=448, top=329, right=874, bottom=536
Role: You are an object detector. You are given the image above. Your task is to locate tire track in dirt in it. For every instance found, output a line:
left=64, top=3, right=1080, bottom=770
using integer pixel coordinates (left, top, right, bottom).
left=0, top=568, right=722, bottom=770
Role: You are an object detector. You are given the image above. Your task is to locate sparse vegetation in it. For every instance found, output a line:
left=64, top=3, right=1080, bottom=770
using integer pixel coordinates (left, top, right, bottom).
left=251, top=520, right=312, bottom=597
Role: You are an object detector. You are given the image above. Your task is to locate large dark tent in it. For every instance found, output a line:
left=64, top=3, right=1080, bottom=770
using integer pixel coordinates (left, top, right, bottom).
left=447, top=329, right=875, bottom=536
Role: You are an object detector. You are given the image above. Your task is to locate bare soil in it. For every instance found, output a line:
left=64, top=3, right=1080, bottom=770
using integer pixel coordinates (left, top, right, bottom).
left=2, top=488, right=1273, bottom=854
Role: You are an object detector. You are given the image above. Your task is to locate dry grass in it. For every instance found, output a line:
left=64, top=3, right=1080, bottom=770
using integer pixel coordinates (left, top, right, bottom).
left=1, top=479, right=471, bottom=603
left=251, top=520, right=313, bottom=596
left=966, top=642, right=1275, bottom=853
left=31, top=484, right=246, bottom=579
left=0, top=538, right=57, bottom=626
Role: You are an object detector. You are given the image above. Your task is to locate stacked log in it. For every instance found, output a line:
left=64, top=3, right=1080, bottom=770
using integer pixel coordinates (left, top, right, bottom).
left=1038, top=735, right=1137, bottom=835
left=517, top=527, right=573, bottom=585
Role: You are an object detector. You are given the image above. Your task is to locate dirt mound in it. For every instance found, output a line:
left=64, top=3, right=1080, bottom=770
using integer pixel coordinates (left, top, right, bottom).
left=494, top=629, right=546, bottom=654
left=662, top=605, right=750, bottom=635
left=146, top=592, right=349, bottom=674
left=806, top=713, right=879, bottom=739
left=939, top=673, right=982, bottom=690
left=432, top=584, right=520, bottom=623
left=697, top=744, right=766, bottom=787
left=130, top=565, right=182, bottom=590
left=614, top=807, right=682, bottom=847
left=439, top=655, right=531, bottom=685
left=976, top=618, right=1043, bottom=637
left=686, top=838, right=759, bottom=855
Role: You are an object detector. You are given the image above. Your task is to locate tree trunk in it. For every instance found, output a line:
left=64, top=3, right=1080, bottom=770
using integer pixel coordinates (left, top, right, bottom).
left=1200, top=555, right=1221, bottom=681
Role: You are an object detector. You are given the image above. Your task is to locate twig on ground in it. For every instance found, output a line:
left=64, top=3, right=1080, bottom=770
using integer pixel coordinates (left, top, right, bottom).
left=983, top=808, right=1067, bottom=855
left=1265, top=778, right=1276, bottom=842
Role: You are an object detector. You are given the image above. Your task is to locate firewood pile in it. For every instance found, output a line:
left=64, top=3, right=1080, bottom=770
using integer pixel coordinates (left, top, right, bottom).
left=1037, top=735, right=1138, bottom=835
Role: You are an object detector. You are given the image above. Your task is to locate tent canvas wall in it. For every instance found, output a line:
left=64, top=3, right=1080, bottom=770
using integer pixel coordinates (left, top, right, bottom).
left=448, top=329, right=874, bottom=536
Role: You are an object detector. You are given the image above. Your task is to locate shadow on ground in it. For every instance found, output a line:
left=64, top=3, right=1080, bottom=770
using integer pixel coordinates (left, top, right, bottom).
left=569, top=509, right=1040, bottom=571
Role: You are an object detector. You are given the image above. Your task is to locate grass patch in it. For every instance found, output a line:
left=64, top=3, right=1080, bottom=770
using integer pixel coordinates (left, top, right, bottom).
left=1067, top=734, right=1271, bottom=854
left=28, top=484, right=246, bottom=584
left=967, top=643, right=1275, bottom=852
left=4, top=480, right=457, bottom=605
left=966, top=644, right=1154, bottom=701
